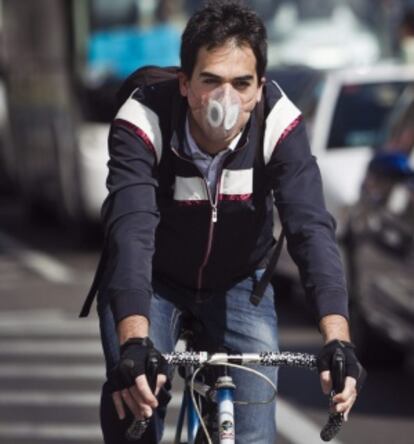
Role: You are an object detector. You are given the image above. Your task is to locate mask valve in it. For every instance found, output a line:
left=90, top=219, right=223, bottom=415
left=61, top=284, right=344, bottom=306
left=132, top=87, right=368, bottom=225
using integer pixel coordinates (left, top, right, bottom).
left=205, top=87, right=241, bottom=135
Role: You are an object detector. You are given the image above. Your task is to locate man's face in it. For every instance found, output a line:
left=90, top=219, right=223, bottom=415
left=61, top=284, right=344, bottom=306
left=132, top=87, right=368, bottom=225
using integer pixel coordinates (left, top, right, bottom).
left=179, top=40, right=264, bottom=146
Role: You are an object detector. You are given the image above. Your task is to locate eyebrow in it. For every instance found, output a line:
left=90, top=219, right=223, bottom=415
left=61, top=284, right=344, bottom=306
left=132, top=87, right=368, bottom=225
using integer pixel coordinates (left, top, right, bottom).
left=200, top=71, right=254, bottom=82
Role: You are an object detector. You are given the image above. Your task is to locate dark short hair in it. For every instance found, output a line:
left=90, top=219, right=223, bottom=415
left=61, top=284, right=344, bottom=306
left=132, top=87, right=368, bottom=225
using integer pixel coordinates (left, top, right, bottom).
left=180, top=0, right=267, bottom=80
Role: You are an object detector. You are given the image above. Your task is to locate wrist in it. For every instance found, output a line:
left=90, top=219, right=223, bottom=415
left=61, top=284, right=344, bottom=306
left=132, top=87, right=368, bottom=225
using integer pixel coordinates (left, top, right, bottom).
left=319, top=314, right=350, bottom=344
left=117, top=315, right=149, bottom=345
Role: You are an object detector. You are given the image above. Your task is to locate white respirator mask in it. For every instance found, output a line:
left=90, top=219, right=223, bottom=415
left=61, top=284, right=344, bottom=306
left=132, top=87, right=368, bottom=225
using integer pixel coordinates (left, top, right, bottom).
left=202, top=86, right=242, bottom=140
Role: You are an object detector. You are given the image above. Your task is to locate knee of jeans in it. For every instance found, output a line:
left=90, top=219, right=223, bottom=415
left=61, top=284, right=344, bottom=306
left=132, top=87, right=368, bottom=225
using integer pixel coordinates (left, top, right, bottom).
left=234, top=400, right=277, bottom=444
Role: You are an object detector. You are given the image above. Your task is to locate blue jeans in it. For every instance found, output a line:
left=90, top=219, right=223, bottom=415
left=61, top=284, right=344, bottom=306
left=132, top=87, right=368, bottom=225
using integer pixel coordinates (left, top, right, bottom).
left=98, top=270, right=279, bottom=443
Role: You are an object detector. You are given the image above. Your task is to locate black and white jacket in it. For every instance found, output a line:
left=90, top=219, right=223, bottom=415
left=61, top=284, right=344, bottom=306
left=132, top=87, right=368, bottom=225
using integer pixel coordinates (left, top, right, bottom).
left=80, top=80, right=349, bottom=323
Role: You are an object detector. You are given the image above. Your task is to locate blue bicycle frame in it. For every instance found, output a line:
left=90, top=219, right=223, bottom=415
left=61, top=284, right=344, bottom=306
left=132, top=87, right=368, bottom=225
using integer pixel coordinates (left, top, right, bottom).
left=216, top=377, right=236, bottom=444
left=174, top=374, right=236, bottom=444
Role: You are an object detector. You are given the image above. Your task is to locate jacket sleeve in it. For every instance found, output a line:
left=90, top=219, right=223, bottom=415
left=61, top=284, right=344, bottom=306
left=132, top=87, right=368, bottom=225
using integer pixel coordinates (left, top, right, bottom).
left=267, top=119, right=349, bottom=321
left=100, top=123, right=160, bottom=324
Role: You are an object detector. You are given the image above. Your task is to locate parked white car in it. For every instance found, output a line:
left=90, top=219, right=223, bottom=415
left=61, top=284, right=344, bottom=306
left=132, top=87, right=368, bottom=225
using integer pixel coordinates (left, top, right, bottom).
left=309, top=63, right=414, bottom=236
left=274, top=63, right=414, bottom=280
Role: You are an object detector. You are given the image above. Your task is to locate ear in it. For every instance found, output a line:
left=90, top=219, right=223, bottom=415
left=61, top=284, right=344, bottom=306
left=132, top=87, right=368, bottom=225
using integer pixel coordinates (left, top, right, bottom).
left=256, top=76, right=266, bottom=103
left=178, top=72, right=190, bottom=97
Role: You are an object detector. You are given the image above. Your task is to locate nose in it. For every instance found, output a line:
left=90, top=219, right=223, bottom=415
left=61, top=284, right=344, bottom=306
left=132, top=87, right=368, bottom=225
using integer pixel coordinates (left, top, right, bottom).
left=210, top=83, right=234, bottom=100
left=222, top=82, right=236, bottom=98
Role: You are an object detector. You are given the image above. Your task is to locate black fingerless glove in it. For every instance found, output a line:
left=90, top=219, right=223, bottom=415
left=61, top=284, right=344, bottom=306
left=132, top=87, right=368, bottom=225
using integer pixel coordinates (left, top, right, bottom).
left=317, top=339, right=367, bottom=392
left=108, top=337, right=168, bottom=392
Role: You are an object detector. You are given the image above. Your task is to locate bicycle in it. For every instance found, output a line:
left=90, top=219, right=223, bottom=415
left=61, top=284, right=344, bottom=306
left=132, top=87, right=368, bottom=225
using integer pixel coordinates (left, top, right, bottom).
left=125, top=349, right=345, bottom=443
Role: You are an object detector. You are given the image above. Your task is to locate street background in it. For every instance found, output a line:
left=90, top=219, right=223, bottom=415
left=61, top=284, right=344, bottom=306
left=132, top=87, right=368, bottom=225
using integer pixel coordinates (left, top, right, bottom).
left=1, top=0, right=414, bottom=443
left=0, top=193, right=412, bottom=443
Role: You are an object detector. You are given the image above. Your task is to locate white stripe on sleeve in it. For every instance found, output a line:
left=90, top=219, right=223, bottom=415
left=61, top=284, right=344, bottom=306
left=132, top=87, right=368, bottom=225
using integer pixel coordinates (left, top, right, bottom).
left=116, top=94, right=163, bottom=163
left=263, top=84, right=302, bottom=164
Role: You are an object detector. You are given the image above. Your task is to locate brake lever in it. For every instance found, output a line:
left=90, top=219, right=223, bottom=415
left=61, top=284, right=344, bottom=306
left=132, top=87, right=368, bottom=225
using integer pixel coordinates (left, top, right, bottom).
left=320, top=348, right=346, bottom=441
left=125, top=353, right=159, bottom=441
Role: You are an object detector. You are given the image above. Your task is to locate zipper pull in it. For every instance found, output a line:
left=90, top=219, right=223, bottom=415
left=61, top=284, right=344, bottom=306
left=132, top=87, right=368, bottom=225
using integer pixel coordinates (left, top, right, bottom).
left=212, top=206, right=218, bottom=223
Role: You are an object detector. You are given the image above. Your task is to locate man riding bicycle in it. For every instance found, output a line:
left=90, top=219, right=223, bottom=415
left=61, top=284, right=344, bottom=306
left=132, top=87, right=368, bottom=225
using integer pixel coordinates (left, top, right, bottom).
left=80, top=1, right=365, bottom=442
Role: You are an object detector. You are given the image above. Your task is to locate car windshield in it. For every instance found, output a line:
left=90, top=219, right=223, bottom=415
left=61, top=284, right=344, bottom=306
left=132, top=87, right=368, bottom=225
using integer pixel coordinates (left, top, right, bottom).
left=327, top=82, right=414, bottom=150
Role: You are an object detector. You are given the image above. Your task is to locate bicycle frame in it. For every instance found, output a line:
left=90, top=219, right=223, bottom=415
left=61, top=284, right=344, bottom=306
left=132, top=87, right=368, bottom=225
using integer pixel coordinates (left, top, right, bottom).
left=216, top=376, right=235, bottom=444
left=174, top=361, right=202, bottom=444
left=174, top=372, right=236, bottom=444
left=174, top=386, right=199, bottom=444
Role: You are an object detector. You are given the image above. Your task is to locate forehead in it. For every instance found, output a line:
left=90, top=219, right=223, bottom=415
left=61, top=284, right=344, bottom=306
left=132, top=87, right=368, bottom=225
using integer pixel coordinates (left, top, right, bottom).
left=193, top=41, right=257, bottom=79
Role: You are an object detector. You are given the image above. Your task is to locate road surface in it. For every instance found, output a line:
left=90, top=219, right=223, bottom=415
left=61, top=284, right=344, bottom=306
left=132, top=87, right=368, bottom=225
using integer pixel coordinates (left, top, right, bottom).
left=0, top=193, right=413, bottom=444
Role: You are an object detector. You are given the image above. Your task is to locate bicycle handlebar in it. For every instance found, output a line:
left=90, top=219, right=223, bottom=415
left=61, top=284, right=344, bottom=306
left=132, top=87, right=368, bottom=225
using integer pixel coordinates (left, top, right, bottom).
left=163, top=350, right=318, bottom=369
left=165, top=351, right=343, bottom=442
left=127, top=351, right=343, bottom=442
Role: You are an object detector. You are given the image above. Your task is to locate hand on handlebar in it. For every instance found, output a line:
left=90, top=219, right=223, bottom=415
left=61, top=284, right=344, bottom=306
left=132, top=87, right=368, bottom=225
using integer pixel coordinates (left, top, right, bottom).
left=108, top=337, right=168, bottom=421
left=317, top=340, right=366, bottom=421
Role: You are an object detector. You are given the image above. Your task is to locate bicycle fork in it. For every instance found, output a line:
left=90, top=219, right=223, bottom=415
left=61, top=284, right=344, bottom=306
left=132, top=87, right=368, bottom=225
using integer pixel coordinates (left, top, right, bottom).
left=215, top=376, right=236, bottom=444
left=180, top=374, right=236, bottom=444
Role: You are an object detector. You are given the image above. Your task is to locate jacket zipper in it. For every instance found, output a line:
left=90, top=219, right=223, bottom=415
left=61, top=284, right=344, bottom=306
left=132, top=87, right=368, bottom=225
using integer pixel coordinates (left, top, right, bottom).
left=171, top=146, right=222, bottom=290
left=196, top=175, right=221, bottom=289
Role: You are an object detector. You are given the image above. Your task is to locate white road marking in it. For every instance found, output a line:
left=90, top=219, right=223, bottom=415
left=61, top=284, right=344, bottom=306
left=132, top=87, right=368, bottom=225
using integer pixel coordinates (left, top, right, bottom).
left=0, top=311, right=345, bottom=444
left=277, top=397, right=345, bottom=444
left=0, top=311, right=99, bottom=336
left=0, top=387, right=183, bottom=408
left=0, top=398, right=343, bottom=443
left=0, top=368, right=344, bottom=444
left=0, top=363, right=104, bottom=379
left=0, top=231, right=93, bottom=284
left=0, top=391, right=101, bottom=406
left=17, top=250, right=77, bottom=283
left=0, top=423, right=103, bottom=441
left=0, top=422, right=179, bottom=442
left=0, top=309, right=66, bottom=319
left=0, top=339, right=102, bottom=356
left=0, top=321, right=99, bottom=336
